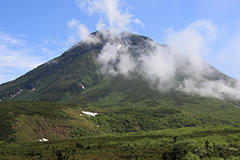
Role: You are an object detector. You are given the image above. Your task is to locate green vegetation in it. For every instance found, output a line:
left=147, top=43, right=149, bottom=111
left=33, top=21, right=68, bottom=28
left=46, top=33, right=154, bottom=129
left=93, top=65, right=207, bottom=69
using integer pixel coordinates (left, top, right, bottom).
left=0, top=32, right=240, bottom=159
left=0, top=97, right=239, bottom=158
left=1, top=125, right=240, bottom=159
left=0, top=101, right=74, bottom=143
left=1, top=98, right=240, bottom=144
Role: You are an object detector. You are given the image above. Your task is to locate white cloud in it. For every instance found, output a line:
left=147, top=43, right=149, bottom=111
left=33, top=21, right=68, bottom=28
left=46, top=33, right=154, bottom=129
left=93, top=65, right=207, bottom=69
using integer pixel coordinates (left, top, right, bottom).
left=98, top=42, right=120, bottom=75
left=66, top=19, right=100, bottom=45
left=165, top=20, right=216, bottom=72
left=0, top=32, right=53, bottom=83
left=0, top=32, right=26, bottom=46
left=76, top=0, right=144, bottom=33
left=65, top=0, right=145, bottom=46
left=97, top=20, right=240, bottom=99
left=0, top=33, right=43, bottom=68
left=132, top=19, right=145, bottom=28
left=140, top=44, right=176, bottom=89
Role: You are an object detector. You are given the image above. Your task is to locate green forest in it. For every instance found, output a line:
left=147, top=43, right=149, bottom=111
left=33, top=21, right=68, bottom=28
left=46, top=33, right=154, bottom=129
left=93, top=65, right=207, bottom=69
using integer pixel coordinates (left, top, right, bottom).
left=1, top=125, right=240, bottom=159
left=1, top=100, right=240, bottom=159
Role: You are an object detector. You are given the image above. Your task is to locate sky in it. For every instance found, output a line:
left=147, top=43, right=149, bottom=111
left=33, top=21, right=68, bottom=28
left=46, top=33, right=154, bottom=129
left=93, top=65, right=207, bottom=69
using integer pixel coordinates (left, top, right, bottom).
left=1, top=0, right=240, bottom=84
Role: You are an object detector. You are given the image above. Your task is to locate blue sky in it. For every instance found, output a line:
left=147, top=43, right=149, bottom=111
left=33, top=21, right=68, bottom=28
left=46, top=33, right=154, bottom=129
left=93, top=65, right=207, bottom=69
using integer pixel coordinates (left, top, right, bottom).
left=1, top=0, right=240, bottom=84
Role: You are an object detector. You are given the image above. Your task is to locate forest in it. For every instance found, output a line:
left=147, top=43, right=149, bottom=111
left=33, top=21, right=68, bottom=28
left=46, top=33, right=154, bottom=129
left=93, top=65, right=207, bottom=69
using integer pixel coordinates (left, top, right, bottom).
left=1, top=125, right=240, bottom=159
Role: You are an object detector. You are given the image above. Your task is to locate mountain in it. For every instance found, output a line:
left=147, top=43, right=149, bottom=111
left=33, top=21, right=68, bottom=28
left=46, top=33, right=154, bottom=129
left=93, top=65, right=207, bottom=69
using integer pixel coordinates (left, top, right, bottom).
left=1, top=31, right=240, bottom=145
left=0, top=31, right=237, bottom=102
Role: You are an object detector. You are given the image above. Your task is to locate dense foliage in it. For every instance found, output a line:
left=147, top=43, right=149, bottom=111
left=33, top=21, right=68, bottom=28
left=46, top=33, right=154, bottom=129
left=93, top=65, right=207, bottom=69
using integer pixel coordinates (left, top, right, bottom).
left=1, top=99, right=240, bottom=144
left=1, top=125, right=240, bottom=159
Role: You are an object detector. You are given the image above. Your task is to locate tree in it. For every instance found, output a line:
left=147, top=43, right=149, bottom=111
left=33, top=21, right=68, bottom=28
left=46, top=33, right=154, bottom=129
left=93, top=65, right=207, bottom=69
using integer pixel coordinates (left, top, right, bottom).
left=184, top=151, right=200, bottom=160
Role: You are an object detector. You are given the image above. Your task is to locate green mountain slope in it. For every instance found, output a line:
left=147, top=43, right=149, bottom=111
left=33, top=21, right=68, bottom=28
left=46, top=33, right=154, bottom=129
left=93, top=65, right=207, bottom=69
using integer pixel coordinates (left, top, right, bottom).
left=1, top=95, right=240, bottom=144
left=0, top=31, right=235, bottom=103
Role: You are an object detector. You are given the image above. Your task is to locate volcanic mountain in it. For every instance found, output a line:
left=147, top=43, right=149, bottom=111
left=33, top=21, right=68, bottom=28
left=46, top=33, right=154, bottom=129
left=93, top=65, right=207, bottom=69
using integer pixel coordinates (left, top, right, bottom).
left=0, top=31, right=237, bottom=103
left=1, top=31, right=240, bottom=144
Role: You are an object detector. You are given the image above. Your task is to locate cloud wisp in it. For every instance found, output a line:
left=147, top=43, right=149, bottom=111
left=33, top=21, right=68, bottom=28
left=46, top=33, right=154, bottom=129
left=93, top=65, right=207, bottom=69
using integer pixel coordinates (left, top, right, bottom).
left=65, top=0, right=145, bottom=47
left=76, top=0, right=144, bottom=33
left=0, top=31, right=68, bottom=84
left=70, top=0, right=240, bottom=100
left=96, top=20, right=240, bottom=100
left=0, top=32, right=45, bottom=84
left=66, top=19, right=100, bottom=45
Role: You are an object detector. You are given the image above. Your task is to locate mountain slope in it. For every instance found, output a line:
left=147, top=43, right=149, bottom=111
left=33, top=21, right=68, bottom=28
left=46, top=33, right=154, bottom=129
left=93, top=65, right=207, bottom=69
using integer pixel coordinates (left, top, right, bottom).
left=2, top=97, right=240, bottom=143
left=0, top=31, right=236, bottom=103
left=1, top=31, right=240, bottom=144
left=0, top=42, right=103, bottom=102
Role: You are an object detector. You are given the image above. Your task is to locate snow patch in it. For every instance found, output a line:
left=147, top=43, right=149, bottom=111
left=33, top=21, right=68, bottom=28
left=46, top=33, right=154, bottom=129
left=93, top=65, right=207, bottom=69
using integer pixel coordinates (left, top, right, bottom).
left=10, top=88, right=24, bottom=98
left=81, top=111, right=98, bottom=117
left=80, top=83, right=85, bottom=90
left=39, top=138, right=49, bottom=142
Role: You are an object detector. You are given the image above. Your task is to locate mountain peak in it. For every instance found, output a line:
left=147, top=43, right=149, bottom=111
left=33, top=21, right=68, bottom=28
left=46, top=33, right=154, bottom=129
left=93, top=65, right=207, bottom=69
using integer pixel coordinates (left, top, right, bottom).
left=0, top=32, right=239, bottom=102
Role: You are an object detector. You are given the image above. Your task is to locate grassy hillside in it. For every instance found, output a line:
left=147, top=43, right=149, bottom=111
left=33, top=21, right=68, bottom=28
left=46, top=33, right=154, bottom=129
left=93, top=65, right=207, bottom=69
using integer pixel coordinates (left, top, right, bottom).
left=0, top=101, right=101, bottom=143
left=1, top=97, right=240, bottom=144
left=1, top=125, right=240, bottom=159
